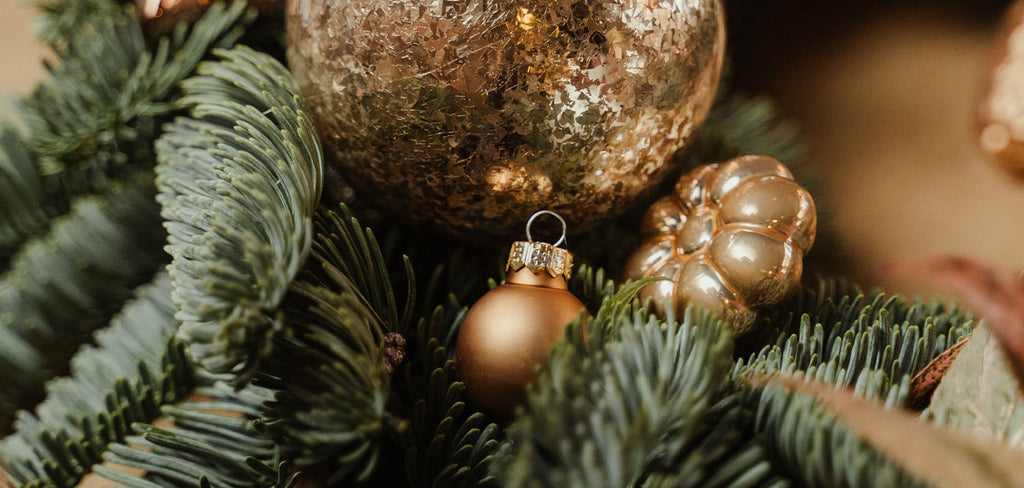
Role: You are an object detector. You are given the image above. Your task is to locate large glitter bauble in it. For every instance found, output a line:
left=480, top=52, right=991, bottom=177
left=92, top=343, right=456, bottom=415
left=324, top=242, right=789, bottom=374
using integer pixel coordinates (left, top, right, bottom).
left=286, top=0, right=726, bottom=239
left=623, top=155, right=816, bottom=336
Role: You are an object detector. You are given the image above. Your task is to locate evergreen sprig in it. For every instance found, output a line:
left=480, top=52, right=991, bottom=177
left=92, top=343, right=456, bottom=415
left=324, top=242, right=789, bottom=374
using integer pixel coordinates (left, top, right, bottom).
left=305, top=209, right=416, bottom=333
left=495, top=304, right=745, bottom=487
left=736, top=279, right=975, bottom=487
left=0, top=127, right=50, bottom=265
left=94, top=381, right=286, bottom=488
left=754, top=373, right=922, bottom=488
left=255, top=204, right=414, bottom=484
left=33, top=0, right=119, bottom=46
left=399, top=306, right=501, bottom=488
left=567, top=263, right=617, bottom=315
left=740, top=280, right=974, bottom=385
left=25, top=1, right=253, bottom=201
left=157, top=45, right=324, bottom=380
left=258, top=278, right=392, bottom=484
left=0, top=273, right=189, bottom=487
left=0, top=271, right=293, bottom=488
left=0, top=180, right=167, bottom=430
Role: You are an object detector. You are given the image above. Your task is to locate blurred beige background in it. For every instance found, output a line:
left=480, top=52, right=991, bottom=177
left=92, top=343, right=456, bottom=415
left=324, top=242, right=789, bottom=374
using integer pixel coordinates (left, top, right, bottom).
left=763, top=8, right=1024, bottom=298
left=0, top=0, right=45, bottom=91
left=0, top=1, right=1022, bottom=299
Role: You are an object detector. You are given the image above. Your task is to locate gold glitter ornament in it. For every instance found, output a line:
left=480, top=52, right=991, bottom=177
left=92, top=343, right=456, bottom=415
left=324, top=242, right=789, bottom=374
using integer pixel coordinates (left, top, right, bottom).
left=456, top=211, right=588, bottom=420
left=623, top=155, right=816, bottom=336
left=286, top=0, right=726, bottom=240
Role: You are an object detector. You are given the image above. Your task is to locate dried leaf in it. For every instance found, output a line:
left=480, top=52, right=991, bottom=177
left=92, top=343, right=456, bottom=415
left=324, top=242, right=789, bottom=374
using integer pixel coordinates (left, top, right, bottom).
left=928, top=326, right=1024, bottom=447
left=751, top=374, right=1024, bottom=488
left=907, top=336, right=969, bottom=410
left=888, top=256, right=1024, bottom=387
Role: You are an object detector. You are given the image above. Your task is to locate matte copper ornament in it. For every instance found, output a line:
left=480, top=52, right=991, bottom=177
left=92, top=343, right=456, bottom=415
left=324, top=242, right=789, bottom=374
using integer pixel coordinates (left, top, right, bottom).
left=456, top=211, right=587, bottom=420
left=978, top=0, right=1024, bottom=177
left=623, top=155, right=816, bottom=336
left=286, top=0, right=726, bottom=240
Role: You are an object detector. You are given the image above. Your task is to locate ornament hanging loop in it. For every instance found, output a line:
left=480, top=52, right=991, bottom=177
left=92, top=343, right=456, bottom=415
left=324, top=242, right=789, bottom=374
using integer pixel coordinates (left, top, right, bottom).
left=526, top=210, right=567, bottom=248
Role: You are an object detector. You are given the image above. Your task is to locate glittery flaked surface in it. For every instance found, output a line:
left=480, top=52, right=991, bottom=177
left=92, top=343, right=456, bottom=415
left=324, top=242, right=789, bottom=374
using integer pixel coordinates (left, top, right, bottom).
left=287, top=0, right=725, bottom=239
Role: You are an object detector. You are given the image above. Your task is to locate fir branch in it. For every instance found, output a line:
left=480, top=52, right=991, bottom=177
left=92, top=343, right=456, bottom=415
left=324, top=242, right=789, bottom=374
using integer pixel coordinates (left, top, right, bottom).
left=495, top=304, right=742, bottom=487
left=254, top=204, right=417, bottom=484
left=305, top=207, right=415, bottom=334
left=0, top=179, right=167, bottom=430
left=640, top=391, right=787, bottom=488
left=33, top=0, right=120, bottom=47
left=25, top=1, right=253, bottom=200
left=0, top=272, right=188, bottom=487
left=94, top=381, right=287, bottom=488
left=257, top=204, right=498, bottom=486
left=754, top=374, right=923, bottom=487
left=738, top=278, right=976, bottom=387
left=157, top=45, right=323, bottom=380
left=400, top=306, right=500, bottom=488
left=0, top=126, right=52, bottom=265
left=735, top=279, right=976, bottom=487
left=0, top=271, right=288, bottom=488
left=257, top=278, right=391, bottom=484
left=567, top=263, right=617, bottom=315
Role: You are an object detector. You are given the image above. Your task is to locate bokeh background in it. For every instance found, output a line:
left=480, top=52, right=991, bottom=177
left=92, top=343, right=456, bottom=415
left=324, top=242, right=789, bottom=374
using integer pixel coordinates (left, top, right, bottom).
left=2, top=0, right=1023, bottom=298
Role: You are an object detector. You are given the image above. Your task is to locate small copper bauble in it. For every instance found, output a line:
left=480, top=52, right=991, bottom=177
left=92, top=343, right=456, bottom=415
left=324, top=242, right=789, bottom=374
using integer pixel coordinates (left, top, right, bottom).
left=978, top=0, right=1024, bottom=177
left=624, top=155, right=816, bottom=336
left=456, top=212, right=587, bottom=420
left=286, top=0, right=726, bottom=240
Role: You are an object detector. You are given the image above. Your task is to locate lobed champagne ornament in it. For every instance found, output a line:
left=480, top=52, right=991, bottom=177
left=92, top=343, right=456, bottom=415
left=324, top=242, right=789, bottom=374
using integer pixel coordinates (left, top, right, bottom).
left=456, top=211, right=588, bottom=420
left=624, top=155, right=816, bottom=336
left=286, top=0, right=726, bottom=240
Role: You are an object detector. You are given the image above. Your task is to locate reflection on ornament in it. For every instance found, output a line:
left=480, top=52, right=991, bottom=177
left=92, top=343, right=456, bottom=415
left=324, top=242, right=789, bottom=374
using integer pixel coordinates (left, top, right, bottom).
left=978, top=0, right=1024, bottom=177
left=623, top=155, right=816, bottom=336
left=456, top=211, right=588, bottom=420
left=517, top=8, right=538, bottom=31
left=286, top=0, right=726, bottom=240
